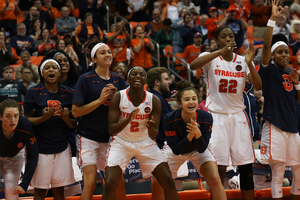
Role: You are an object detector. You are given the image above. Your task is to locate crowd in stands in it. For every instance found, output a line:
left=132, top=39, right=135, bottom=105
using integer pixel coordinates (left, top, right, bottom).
left=1, top=0, right=300, bottom=199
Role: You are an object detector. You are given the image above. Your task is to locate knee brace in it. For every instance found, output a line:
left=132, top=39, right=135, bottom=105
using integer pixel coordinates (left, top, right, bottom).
left=238, top=164, right=254, bottom=190
left=269, top=161, right=285, bottom=198
left=291, top=165, right=300, bottom=195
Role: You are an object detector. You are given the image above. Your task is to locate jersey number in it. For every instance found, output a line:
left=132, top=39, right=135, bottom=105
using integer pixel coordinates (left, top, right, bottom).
left=47, top=100, right=61, bottom=108
left=130, top=121, right=139, bottom=132
left=282, top=74, right=293, bottom=92
left=219, top=79, right=238, bottom=93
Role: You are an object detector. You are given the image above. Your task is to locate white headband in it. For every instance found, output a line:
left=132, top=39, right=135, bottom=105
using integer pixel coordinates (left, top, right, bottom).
left=127, top=66, right=147, bottom=79
left=89, top=43, right=106, bottom=66
left=271, top=41, right=288, bottom=53
left=40, top=59, right=60, bottom=74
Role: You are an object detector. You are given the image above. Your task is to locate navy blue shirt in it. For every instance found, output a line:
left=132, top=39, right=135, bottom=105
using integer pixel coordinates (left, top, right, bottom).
left=0, top=116, right=38, bottom=191
left=259, top=63, right=298, bottom=133
left=72, top=70, right=126, bottom=142
left=149, top=89, right=172, bottom=149
left=226, top=19, right=244, bottom=49
left=163, top=109, right=213, bottom=155
left=24, top=83, right=74, bottom=154
left=178, top=25, right=200, bottom=48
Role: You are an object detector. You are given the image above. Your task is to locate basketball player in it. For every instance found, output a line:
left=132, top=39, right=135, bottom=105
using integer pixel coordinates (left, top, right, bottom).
left=72, top=43, right=126, bottom=200
left=190, top=25, right=262, bottom=199
left=259, top=0, right=300, bottom=198
left=0, top=99, right=38, bottom=200
left=102, top=66, right=179, bottom=200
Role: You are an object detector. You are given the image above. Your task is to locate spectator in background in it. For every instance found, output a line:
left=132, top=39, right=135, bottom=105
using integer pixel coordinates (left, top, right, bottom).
left=225, top=5, right=248, bottom=55
left=34, top=0, right=54, bottom=30
left=147, top=67, right=172, bottom=149
left=209, top=38, right=218, bottom=51
left=64, top=35, right=79, bottom=67
left=182, top=32, right=202, bottom=80
left=197, top=83, right=208, bottom=111
left=0, top=30, right=14, bottom=74
left=75, top=12, right=103, bottom=46
left=23, top=5, right=53, bottom=33
left=177, top=0, right=200, bottom=16
left=0, top=0, right=20, bottom=37
left=131, top=26, right=154, bottom=71
left=65, top=0, right=79, bottom=18
left=125, top=0, right=148, bottom=22
left=273, top=14, right=290, bottom=39
left=250, top=0, right=272, bottom=38
left=161, top=0, right=179, bottom=22
left=290, top=0, right=300, bottom=20
left=20, top=67, right=36, bottom=89
left=199, top=14, right=209, bottom=45
left=79, top=0, right=107, bottom=31
left=72, top=39, right=94, bottom=73
left=107, top=21, right=131, bottom=68
left=179, top=13, right=200, bottom=48
left=145, top=9, right=163, bottom=40
left=10, top=23, right=37, bottom=56
left=194, top=0, right=222, bottom=16
left=41, top=0, right=60, bottom=20
left=56, top=6, right=77, bottom=37
left=172, top=8, right=187, bottom=54
left=55, top=38, right=65, bottom=51
left=28, top=18, right=43, bottom=43
left=206, top=7, right=227, bottom=39
left=229, top=0, right=250, bottom=22
left=113, top=62, right=127, bottom=77
left=36, top=28, right=55, bottom=56
left=0, top=66, right=27, bottom=103
left=15, top=51, right=39, bottom=83
left=155, top=18, right=174, bottom=66
left=283, top=5, right=292, bottom=24
left=289, top=19, right=300, bottom=55
left=201, top=44, right=212, bottom=52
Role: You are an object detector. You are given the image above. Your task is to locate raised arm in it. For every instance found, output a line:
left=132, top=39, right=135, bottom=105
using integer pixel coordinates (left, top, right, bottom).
left=261, top=0, right=283, bottom=66
left=246, top=41, right=262, bottom=90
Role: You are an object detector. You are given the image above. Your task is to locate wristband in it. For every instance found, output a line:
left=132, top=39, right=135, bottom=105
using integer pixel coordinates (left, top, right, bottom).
left=267, top=19, right=275, bottom=28
left=295, top=83, right=300, bottom=90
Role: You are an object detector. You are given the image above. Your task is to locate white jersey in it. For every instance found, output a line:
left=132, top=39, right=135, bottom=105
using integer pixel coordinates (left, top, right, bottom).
left=200, top=52, right=250, bottom=114
left=117, top=88, right=153, bottom=142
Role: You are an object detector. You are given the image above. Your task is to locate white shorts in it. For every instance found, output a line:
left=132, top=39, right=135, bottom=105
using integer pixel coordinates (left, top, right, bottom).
left=31, top=146, right=75, bottom=189
left=162, top=144, right=215, bottom=179
left=106, top=136, right=167, bottom=178
left=0, top=149, right=25, bottom=200
left=261, top=121, right=300, bottom=166
left=76, top=135, right=108, bottom=170
left=209, top=111, right=255, bottom=166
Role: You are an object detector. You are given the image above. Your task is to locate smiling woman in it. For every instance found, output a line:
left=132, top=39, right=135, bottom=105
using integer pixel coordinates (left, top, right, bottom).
left=23, top=58, right=77, bottom=200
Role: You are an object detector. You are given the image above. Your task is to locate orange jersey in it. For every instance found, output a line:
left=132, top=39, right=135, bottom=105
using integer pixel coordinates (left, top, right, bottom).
left=41, top=6, right=60, bottom=19
left=107, top=32, right=128, bottom=62
left=131, top=38, right=153, bottom=69
left=0, top=0, right=20, bottom=20
left=69, top=7, right=79, bottom=18
left=206, top=17, right=221, bottom=39
left=228, top=3, right=250, bottom=21
left=182, top=44, right=203, bottom=79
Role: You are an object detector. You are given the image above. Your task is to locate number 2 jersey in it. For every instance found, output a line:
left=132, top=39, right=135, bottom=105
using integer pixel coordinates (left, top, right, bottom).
left=259, top=63, right=298, bottom=133
left=117, top=88, right=153, bottom=142
left=200, top=52, right=250, bottom=114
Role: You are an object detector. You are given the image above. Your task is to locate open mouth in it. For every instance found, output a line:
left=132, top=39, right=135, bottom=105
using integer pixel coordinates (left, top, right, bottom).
left=48, top=74, right=55, bottom=78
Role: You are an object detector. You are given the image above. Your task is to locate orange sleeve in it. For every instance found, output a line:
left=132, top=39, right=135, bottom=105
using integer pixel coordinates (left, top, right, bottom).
left=70, top=8, right=79, bottom=18
left=51, top=7, right=61, bottom=19
left=75, top=25, right=82, bottom=44
left=98, top=27, right=103, bottom=39
left=206, top=18, right=218, bottom=39
left=182, top=46, right=189, bottom=60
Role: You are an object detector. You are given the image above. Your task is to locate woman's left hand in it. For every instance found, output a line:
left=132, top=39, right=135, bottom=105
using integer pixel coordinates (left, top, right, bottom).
left=290, top=68, right=300, bottom=84
left=245, top=41, right=255, bottom=64
left=13, top=186, right=25, bottom=195
left=146, top=116, right=155, bottom=129
left=55, top=106, right=70, bottom=120
left=187, top=119, right=201, bottom=139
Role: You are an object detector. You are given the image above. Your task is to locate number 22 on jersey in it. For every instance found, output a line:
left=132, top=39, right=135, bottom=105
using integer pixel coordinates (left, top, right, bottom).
left=219, top=79, right=238, bottom=93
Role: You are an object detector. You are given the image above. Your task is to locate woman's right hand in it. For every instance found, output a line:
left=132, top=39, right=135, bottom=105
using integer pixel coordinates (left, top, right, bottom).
left=220, top=41, right=237, bottom=55
left=42, top=107, right=55, bottom=120
left=271, top=0, right=283, bottom=20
